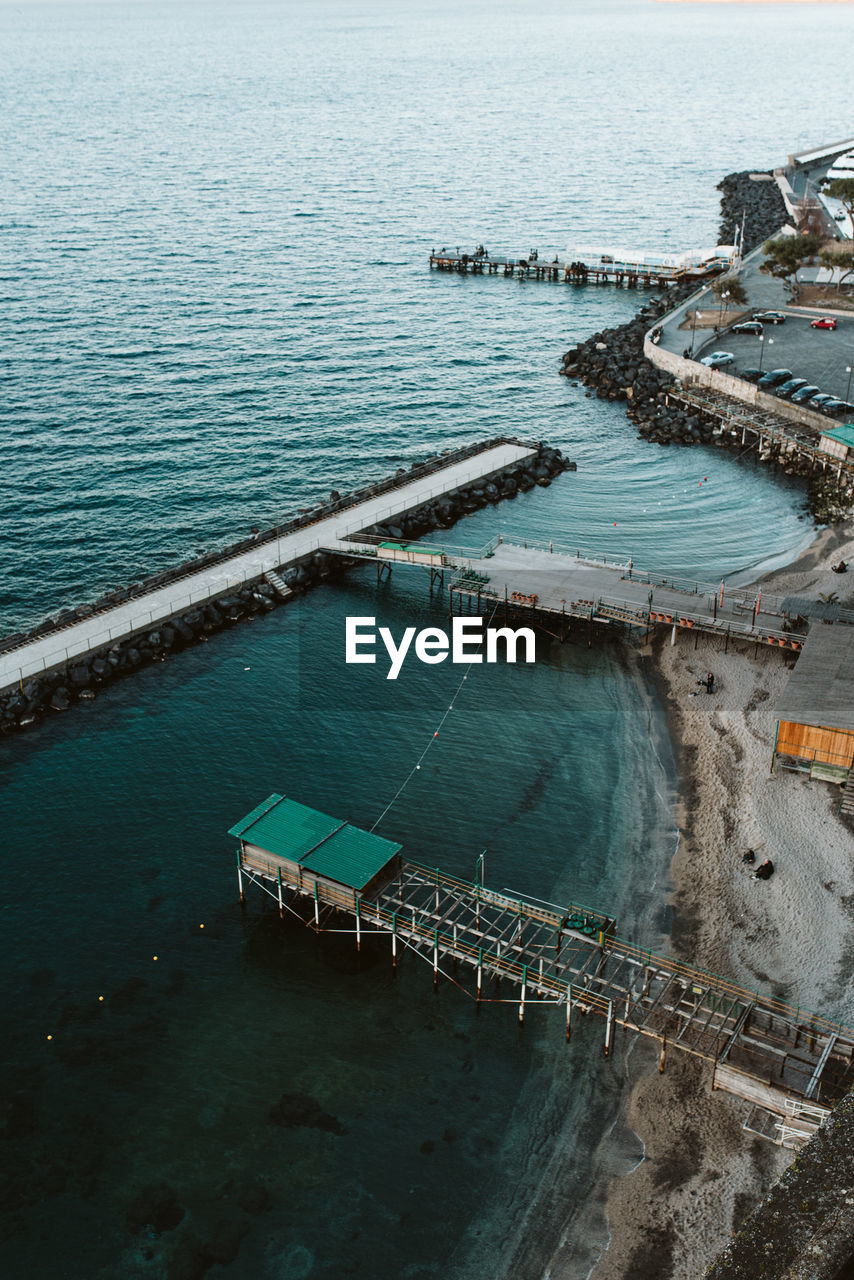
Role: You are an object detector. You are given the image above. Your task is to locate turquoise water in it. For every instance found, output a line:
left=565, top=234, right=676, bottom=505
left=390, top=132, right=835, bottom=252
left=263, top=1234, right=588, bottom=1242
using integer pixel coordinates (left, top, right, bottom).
left=4, top=1, right=854, bottom=1276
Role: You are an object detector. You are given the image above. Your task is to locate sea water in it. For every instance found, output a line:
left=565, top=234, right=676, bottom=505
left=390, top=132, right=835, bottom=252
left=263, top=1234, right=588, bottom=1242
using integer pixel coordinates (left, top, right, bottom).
left=2, top=1, right=854, bottom=1276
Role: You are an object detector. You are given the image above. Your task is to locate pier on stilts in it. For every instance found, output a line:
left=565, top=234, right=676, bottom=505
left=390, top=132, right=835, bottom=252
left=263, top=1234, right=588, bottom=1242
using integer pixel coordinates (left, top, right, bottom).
left=230, top=795, right=854, bottom=1148
left=429, top=245, right=734, bottom=288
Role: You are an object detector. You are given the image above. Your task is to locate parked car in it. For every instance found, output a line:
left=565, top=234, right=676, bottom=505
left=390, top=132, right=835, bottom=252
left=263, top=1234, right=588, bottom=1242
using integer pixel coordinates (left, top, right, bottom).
left=731, top=321, right=763, bottom=335
left=774, top=378, right=809, bottom=397
left=807, top=393, right=836, bottom=408
left=810, top=317, right=838, bottom=330
left=758, top=368, right=794, bottom=387
left=700, top=351, right=735, bottom=367
left=791, top=385, right=822, bottom=403
left=753, top=311, right=786, bottom=325
left=820, top=400, right=849, bottom=417
left=739, top=368, right=763, bottom=383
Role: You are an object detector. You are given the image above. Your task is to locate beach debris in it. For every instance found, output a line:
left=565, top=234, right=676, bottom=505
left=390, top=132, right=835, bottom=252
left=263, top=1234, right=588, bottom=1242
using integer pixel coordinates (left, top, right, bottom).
left=753, top=859, right=775, bottom=881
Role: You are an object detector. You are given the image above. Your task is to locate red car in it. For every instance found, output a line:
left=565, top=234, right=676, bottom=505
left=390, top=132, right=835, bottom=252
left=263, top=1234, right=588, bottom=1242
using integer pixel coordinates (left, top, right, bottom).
left=811, top=317, right=838, bottom=330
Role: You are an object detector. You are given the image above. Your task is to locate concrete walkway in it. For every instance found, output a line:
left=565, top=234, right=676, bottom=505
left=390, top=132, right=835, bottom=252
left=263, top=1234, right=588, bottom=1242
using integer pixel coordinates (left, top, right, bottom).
left=456, top=543, right=804, bottom=642
left=0, top=441, right=536, bottom=691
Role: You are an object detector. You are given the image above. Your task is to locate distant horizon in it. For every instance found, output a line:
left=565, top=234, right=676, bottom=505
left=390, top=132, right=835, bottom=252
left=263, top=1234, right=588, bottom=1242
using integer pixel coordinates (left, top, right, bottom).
left=655, top=1, right=854, bottom=5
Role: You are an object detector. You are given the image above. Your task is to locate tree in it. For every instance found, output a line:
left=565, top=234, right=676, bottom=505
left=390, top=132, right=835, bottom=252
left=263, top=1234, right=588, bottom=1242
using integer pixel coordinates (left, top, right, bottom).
left=820, top=178, right=854, bottom=235
left=760, top=233, right=823, bottom=300
left=710, top=273, right=747, bottom=307
left=819, top=246, right=854, bottom=290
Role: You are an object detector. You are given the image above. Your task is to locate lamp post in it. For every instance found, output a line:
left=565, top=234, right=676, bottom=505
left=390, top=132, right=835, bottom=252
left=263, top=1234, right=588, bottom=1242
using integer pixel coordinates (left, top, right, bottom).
left=758, top=335, right=772, bottom=375
left=846, top=364, right=853, bottom=403
left=690, top=288, right=708, bottom=357
left=717, top=290, right=730, bottom=333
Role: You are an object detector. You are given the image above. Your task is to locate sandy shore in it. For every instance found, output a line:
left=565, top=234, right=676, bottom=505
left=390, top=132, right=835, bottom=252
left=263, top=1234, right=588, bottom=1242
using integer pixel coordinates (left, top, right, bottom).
left=587, top=520, right=854, bottom=1280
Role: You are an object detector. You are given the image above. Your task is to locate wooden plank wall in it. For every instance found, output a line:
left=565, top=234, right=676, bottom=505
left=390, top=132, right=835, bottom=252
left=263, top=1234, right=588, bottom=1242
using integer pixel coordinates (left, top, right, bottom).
left=776, top=721, right=854, bottom=768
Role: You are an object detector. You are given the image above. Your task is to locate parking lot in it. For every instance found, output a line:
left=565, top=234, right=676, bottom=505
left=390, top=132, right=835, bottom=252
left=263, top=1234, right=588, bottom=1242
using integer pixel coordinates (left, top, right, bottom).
left=695, top=312, right=854, bottom=406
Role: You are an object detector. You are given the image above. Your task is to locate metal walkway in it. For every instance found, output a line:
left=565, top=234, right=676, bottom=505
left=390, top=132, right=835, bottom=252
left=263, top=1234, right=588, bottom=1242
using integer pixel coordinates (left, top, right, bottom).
left=239, top=853, right=854, bottom=1113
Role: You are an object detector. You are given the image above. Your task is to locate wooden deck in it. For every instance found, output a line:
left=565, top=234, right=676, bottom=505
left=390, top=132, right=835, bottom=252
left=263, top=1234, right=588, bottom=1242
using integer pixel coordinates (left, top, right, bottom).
left=237, top=853, right=854, bottom=1112
left=430, top=250, right=680, bottom=287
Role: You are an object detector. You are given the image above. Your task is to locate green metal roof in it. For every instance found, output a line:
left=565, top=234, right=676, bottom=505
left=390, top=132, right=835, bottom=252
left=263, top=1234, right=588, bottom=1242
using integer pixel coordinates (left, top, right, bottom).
left=228, top=794, right=402, bottom=891
left=822, top=424, right=854, bottom=448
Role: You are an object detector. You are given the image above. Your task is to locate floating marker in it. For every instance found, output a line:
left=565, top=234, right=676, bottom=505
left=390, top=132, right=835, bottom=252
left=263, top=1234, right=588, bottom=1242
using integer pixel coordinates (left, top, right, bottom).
left=46, top=1034, right=53, bottom=1041
left=98, top=996, right=104, bottom=1003
left=200, top=924, right=205, bottom=929
left=153, top=955, right=158, bottom=962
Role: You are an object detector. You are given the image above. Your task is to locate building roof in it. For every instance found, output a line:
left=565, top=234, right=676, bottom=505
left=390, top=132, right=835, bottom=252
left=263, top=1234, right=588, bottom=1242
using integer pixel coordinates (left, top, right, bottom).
left=775, top=624, right=854, bottom=734
left=821, top=425, right=854, bottom=449
left=228, top=794, right=402, bottom=890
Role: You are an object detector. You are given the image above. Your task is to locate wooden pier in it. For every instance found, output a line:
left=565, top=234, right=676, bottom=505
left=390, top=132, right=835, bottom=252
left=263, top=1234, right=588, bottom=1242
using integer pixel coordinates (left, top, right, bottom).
left=231, top=795, right=854, bottom=1139
left=430, top=249, right=675, bottom=288
left=430, top=248, right=730, bottom=289
left=670, top=386, right=854, bottom=482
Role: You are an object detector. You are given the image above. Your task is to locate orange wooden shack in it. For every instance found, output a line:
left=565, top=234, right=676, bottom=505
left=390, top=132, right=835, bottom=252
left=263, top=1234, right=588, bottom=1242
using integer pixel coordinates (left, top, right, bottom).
left=774, top=624, right=854, bottom=784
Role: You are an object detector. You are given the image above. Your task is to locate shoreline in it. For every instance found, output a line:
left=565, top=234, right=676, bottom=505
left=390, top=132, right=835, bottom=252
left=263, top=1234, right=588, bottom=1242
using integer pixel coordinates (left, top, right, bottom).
left=584, top=518, right=854, bottom=1279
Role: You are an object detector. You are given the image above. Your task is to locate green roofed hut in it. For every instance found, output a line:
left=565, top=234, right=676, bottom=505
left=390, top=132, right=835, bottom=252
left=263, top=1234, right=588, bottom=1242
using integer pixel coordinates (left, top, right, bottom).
left=819, top=424, right=854, bottom=462
left=228, top=794, right=403, bottom=917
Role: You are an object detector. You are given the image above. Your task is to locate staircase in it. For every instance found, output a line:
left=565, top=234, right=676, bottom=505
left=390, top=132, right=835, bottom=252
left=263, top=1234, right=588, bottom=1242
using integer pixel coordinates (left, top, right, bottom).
left=839, top=767, right=854, bottom=819
left=263, top=570, right=293, bottom=600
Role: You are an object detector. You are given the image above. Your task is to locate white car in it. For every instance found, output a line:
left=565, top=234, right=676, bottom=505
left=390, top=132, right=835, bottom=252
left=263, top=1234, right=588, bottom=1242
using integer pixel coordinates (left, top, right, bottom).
left=700, top=351, right=735, bottom=368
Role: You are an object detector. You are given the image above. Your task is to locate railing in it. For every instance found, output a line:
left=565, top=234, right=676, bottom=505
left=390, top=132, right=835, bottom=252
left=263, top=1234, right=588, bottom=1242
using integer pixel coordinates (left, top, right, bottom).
left=403, top=859, right=615, bottom=937
left=240, top=854, right=854, bottom=1046
left=0, top=438, right=539, bottom=665
left=0, top=539, right=324, bottom=686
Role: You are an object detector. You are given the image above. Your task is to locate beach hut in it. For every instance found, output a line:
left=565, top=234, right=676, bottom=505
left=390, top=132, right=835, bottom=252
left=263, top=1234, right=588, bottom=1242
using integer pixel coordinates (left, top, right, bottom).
left=773, top=625, right=854, bottom=784
left=818, top=425, right=854, bottom=462
left=229, top=794, right=403, bottom=911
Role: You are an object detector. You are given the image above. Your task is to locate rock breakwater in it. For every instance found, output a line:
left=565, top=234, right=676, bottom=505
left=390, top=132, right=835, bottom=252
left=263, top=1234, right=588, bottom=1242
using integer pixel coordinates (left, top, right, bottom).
left=0, top=440, right=573, bottom=735
left=560, top=170, right=850, bottom=521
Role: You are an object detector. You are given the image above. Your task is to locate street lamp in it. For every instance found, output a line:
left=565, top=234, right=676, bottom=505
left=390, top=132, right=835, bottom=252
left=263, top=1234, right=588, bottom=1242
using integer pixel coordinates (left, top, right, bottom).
left=758, top=335, right=772, bottom=375
left=846, top=364, right=853, bottom=403
left=718, top=290, right=730, bottom=332
left=690, top=287, right=708, bottom=357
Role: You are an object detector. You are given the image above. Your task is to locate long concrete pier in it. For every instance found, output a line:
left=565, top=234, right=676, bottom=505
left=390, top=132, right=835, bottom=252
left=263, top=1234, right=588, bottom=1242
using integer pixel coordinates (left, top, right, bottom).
left=443, top=540, right=815, bottom=649
left=0, top=440, right=537, bottom=693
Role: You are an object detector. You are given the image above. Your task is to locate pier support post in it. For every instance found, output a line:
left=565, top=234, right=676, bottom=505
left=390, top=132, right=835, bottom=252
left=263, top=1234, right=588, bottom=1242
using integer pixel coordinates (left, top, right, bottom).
left=392, top=912, right=398, bottom=969
left=314, top=881, right=320, bottom=929
left=670, top=624, right=677, bottom=646
left=566, top=984, right=572, bottom=1042
left=659, top=1036, right=667, bottom=1073
left=277, top=868, right=283, bottom=919
left=433, top=928, right=439, bottom=991
left=356, top=898, right=361, bottom=951
left=477, top=947, right=483, bottom=1003
left=604, top=1000, right=614, bottom=1058
left=453, top=923, right=458, bottom=970
left=237, top=852, right=245, bottom=905
left=519, top=965, right=527, bottom=1025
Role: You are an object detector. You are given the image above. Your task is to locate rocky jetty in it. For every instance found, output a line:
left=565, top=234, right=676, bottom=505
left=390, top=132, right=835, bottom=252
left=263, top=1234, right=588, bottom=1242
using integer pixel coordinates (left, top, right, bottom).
left=716, top=170, right=790, bottom=252
left=0, top=439, right=573, bottom=736
left=560, top=169, right=849, bottom=521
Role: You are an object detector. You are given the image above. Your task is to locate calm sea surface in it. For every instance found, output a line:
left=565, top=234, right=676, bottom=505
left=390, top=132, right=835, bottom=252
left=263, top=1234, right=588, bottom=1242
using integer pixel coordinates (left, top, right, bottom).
left=3, top=2, right=854, bottom=1277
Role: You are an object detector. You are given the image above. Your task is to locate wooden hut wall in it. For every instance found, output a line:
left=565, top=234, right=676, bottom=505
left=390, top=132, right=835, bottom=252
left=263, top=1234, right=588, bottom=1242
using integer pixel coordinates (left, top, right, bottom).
left=776, top=721, right=854, bottom=769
